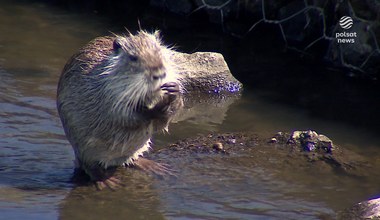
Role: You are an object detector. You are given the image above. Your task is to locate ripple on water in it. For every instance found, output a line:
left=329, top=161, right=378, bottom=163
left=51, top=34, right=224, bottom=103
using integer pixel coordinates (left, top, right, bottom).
left=0, top=81, right=73, bottom=219
left=0, top=71, right=73, bottom=191
left=151, top=154, right=336, bottom=219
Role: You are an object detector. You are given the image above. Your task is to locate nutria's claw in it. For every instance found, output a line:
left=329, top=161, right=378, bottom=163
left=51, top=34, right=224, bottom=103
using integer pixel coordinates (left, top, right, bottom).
left=95, top=176, right=123, bottom=191
left=133, top=158, right=177, bottom=177
left=161, top=82, right=179, bottom=93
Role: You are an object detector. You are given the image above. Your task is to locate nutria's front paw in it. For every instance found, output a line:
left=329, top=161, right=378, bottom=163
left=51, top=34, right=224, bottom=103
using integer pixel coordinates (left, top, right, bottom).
left=161, top=82, right=180, bottom=103
left=145, top=82, right=180, bottom=119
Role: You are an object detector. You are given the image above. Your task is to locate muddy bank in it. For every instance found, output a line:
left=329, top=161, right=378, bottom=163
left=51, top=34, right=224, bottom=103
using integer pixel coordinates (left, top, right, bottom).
left=150, top=131, right=374, bottom=179
left=146, top=130, right=380, bottom=219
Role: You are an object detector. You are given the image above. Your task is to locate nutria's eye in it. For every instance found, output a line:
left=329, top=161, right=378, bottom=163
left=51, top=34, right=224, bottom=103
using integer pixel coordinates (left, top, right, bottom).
left=113, top=39, right=122, bottom=52
left=129, top=55, right=138, bottom=62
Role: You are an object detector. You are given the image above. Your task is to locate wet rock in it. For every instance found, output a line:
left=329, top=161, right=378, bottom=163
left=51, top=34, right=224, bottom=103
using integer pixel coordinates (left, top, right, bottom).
left=171, top=51, right=242, bottom=95
left=269, top=130, right=369, bottom=175
left=212, top=142, right=224, bottom=152
left=168, top=51, right=242, bottom=129
left=168, top=51, right=243, bottom=128
left=286, top=130, right=334, bottom=153
left=269, top=137, right=278, bottom=143
left=339, top=197, right=380, bottom=219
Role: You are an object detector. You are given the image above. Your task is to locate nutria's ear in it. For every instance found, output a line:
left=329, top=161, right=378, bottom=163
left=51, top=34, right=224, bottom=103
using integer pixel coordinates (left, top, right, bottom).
left=113, top=38, right=122, bottom=52
left=153, top=30, right=161, bottom=40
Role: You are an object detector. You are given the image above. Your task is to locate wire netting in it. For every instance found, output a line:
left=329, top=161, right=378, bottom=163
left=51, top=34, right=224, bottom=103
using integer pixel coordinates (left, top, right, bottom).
left=189, top=0, right=380, bottom=78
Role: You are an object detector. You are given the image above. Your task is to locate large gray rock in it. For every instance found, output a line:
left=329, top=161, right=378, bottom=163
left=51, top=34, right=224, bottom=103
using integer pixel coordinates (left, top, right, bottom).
left=169, top=51, right=242, bottom=126
left=171, top=51, right=242, bottom=95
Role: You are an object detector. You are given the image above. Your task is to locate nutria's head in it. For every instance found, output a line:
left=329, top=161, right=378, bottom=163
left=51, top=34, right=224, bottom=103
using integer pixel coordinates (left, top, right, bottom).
left=96, top=31, right=180, bottom=117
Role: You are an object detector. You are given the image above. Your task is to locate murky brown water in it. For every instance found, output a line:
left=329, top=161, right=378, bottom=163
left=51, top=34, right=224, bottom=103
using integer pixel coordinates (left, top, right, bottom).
left=0, top=1, right=379, bottom=219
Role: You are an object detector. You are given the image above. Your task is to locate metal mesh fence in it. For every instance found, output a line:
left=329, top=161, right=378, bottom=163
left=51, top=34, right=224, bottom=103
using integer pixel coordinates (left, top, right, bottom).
left=189, top=0, right=380, bottom=79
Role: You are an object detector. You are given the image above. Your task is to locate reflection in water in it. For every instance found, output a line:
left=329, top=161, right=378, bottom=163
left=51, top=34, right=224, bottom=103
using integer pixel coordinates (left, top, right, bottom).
left=0, top=0, right=379, bottom=219
left=60, top=170, right=166, bottom=220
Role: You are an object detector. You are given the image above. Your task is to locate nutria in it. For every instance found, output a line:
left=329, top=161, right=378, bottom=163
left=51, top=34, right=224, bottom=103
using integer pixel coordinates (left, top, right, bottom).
left=57, top=30, right=183, bottom=189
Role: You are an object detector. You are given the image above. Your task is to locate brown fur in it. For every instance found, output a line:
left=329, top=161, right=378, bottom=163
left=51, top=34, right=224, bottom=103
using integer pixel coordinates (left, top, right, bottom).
left=57, top=31, right=182, bottom=183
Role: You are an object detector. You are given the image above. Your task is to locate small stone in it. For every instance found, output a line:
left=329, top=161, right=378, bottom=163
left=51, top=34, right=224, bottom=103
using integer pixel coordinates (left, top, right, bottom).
left=290, top=131, right=302, bottom=140
left=212, top=142, right=224, bottom=151
left=270, top=137, right=278, bottom=143
left=227, top=138, right=236, bottom=144
left=304, top=142, right=316, bottom=151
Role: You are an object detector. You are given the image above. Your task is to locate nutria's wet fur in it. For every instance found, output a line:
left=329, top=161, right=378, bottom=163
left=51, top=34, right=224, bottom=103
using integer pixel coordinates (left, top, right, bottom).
left=57, top=31, right=183, bottom=187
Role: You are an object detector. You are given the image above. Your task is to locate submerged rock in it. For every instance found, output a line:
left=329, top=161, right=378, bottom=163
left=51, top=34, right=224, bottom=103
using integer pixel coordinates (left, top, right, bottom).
left=269, top=130, right=370, bottom=176
left=340, top=197, right=380, bottom=220
left=286, top=130, right=333, bottom=153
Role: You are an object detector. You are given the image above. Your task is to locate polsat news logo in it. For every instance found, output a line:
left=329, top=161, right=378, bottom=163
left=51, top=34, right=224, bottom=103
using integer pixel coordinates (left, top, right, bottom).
left=339, top=16, right=353, bottom=29
left=336, top=16, right=357, bottom=43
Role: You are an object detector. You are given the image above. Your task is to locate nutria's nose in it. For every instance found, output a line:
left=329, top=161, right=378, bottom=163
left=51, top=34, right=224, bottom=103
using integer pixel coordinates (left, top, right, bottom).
left=152, top=72, right=166, bottom=80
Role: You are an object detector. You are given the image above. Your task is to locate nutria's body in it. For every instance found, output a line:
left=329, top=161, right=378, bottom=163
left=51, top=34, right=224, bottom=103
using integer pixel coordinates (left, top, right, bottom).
left=57, top=31, right=182, bottom=186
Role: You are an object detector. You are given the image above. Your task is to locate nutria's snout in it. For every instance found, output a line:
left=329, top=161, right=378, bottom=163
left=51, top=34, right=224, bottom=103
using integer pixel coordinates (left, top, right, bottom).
left=152, top=72, right=166, bottom=81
